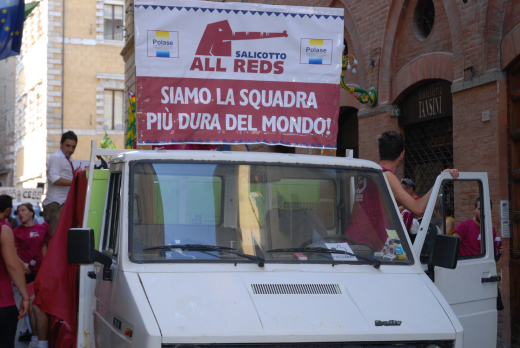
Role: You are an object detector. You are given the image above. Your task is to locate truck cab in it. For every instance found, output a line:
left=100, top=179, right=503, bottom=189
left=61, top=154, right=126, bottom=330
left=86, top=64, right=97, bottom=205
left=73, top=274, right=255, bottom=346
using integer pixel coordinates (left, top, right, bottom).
left=70, top=149, right=499, bottom=348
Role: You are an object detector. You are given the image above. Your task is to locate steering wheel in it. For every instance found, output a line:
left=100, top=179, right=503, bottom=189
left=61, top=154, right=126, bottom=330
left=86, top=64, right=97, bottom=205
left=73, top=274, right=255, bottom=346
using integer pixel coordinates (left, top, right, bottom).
left=299, top=234, right=357, bottom=248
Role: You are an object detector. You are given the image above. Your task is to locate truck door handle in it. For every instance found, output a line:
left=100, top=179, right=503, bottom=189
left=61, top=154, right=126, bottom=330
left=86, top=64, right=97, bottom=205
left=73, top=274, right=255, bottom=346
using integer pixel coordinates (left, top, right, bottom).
left=481, top=275, right=501, bottom=283
left=87, top=271, right=97, bottom=279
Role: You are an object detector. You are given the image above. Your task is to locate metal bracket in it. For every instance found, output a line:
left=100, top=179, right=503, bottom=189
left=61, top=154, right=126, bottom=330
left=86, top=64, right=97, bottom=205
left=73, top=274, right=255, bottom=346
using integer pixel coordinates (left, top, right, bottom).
left=102, top=267, right=113, bottom=281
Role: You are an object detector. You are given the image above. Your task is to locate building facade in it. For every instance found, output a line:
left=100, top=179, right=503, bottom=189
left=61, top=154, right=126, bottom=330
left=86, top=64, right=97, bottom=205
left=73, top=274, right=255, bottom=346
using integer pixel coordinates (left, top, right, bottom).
left=121, top=0, right=520, bottom=346
left=11, top=0, right=126, bottom=190
left=0, top=56, right=16, bottom=187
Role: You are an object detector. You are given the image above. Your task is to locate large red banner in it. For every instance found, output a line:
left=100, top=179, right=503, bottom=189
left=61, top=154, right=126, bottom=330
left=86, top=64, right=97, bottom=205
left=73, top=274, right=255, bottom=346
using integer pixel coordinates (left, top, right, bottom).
left=135, top=1, right=344, bottom=148
left=137, top=77, right=340, bottom=147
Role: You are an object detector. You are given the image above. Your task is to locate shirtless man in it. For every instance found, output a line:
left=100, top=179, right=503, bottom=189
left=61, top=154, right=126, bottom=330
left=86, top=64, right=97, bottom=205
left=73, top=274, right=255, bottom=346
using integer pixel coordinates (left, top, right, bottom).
left=377, top=131, right=459, bottom=217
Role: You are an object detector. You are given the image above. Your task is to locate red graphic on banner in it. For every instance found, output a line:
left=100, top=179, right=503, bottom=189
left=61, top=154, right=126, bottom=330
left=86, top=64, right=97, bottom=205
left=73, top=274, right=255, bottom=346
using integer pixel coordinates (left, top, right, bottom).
left=195, top=20, right=289, bottom=57
left=136, top=77, right=339, bottom=148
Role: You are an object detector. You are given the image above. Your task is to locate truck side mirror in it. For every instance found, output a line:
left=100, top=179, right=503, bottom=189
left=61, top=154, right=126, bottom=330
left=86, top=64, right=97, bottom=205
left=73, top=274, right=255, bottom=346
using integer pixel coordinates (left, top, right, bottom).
left=68, top=228, right=113, bottom=281
left=430, top=234, right=460, bottom=269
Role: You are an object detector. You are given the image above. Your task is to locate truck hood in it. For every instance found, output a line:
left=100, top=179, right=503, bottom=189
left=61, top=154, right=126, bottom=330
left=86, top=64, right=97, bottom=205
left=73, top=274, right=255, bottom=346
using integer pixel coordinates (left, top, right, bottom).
left=138, top=271, right=456, bottom=344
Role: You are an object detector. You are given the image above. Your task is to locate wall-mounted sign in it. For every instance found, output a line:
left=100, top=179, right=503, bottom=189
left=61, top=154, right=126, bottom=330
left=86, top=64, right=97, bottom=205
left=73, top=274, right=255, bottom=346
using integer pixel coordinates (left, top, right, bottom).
left=398, top=80, right=452, bottom=126
left=0, top=187, right=17, bottom=200
left=0, top=187, right=44, bottom=203
left=20, top=188, right=43, bottom=203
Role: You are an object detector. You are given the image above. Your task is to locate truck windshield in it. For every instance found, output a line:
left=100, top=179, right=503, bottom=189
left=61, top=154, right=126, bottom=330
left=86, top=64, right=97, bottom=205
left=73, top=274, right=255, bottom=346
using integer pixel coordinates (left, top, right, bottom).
left=130, top=161, right=411, bottom=265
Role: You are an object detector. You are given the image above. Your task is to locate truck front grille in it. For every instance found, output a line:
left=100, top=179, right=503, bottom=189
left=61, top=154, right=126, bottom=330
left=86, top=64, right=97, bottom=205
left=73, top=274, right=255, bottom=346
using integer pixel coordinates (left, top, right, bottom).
left=251, top=283, right=342, bottom=295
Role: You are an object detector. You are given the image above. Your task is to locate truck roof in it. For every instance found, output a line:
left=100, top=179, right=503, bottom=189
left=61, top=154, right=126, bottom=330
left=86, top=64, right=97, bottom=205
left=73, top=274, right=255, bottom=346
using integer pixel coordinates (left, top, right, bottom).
left=110, top=150, right=382, bottom=170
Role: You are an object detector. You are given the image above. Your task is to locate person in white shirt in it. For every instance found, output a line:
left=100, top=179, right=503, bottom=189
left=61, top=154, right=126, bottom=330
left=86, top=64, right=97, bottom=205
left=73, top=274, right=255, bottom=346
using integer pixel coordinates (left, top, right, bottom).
left=42, top=131, right=77, bottom=237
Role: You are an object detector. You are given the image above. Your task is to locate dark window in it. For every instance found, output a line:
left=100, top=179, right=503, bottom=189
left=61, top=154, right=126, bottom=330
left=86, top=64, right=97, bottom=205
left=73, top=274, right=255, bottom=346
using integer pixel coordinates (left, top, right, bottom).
left=104, top=5, right=123, bottom=41
left=420, top=180, right=487, bottom=263
left=336, top=107, right=358, bottom=158
left=413, top=0, right=435, bottom=40
left=103, top=172, right=122, bottom=255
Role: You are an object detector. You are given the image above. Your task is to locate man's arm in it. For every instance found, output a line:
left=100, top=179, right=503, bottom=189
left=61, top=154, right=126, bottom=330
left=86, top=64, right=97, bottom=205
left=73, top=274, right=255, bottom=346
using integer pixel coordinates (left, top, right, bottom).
left=386, top=169, right=459, bottom=217
left=1, top=225, right=30, bottom=318
left=492, top=226, right=504, bottom=258
left=446, top=218, right=455, bottom=235
left=15, top=248, right=31, bottom=274
left=47, top=156, right=72, bottom=186
left=387, top=171, right=432, bottom=216
left=452, top=221, right=466, bottom=240
left=53, top=178, right=72, bottom=186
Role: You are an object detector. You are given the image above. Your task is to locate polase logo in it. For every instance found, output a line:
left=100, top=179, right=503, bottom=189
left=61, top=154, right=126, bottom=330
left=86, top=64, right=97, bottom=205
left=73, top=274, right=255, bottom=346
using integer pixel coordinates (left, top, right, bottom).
left=147, top=30, right=179, bottom=58
left=300, top=38, right=333, bottom=65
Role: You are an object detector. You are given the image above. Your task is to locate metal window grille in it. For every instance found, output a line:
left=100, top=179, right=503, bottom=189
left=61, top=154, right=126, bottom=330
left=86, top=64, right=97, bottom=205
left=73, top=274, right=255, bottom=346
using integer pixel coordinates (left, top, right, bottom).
left=251, top=284, right=342, bottom=295
left=404, top=116, right=454, bottom=216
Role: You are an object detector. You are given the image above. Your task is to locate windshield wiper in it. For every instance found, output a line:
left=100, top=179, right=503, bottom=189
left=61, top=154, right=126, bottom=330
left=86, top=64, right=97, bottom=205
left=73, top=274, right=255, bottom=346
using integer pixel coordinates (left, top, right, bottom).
left=267, top=247, right=381, bottom=269
left=144, top=244, right=265, bottom=267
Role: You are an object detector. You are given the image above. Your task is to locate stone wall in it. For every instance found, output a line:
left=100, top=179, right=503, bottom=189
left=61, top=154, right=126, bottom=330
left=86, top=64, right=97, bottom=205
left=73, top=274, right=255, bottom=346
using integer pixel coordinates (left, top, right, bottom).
left=12, top=0, right=126, bottom=190
left=14, top=1, right=48, bottom=188
left=0, top=57, right=16, bottom=186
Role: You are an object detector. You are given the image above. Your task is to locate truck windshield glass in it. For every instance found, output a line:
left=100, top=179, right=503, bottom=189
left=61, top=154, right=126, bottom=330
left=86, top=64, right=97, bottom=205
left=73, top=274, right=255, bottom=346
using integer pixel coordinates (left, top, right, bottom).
left=130, top=162, right=411, bottom=265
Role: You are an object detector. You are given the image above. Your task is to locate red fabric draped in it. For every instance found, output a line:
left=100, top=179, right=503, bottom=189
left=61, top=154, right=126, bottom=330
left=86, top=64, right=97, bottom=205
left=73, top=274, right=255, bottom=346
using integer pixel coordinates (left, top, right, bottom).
left=343, top=176, right=390, bottom=251
left=33, top=169, right=88, bottom=348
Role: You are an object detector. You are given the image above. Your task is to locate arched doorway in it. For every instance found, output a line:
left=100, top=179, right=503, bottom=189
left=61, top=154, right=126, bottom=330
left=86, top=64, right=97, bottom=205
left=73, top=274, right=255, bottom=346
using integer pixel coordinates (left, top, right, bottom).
left=398, top=79, right=453, bottom=198
left=336, top=106, right=358, bottom=158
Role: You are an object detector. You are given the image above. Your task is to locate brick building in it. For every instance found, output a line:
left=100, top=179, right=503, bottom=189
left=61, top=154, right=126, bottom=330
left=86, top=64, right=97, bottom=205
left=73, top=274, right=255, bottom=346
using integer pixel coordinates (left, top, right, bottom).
left=121, top=0, right=520, bottom=346
left=5, top=0, right=126, bottom=190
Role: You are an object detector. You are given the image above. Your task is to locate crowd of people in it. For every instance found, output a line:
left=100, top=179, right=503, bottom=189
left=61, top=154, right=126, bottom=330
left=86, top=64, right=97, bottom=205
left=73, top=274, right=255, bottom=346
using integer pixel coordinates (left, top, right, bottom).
left=0, top=131, right=77, bottom=348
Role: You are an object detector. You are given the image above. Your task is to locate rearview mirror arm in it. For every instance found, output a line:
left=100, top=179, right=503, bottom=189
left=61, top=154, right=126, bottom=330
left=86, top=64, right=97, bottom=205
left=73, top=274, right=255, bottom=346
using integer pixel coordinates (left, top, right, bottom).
left=426, top=263, right=435, bottom=282
left=93, top=250, right=113, bottom=281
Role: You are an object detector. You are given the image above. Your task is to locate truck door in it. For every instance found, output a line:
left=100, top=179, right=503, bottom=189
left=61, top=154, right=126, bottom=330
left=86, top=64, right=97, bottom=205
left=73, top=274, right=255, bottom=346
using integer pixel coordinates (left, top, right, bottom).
left=93, top=170, right=122, bottom=347
left=414, top=172, right=498, bottom=348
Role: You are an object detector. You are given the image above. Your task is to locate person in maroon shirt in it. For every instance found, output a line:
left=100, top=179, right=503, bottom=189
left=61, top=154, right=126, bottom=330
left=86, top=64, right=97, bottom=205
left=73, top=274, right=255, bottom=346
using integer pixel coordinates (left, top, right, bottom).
left=453, top=198, right=503, bottom=257
left=14, top=204, right=50, bottom=285
left=14, top=203, right=51, bottom=348
left=0, top=195, right=30, bottom=348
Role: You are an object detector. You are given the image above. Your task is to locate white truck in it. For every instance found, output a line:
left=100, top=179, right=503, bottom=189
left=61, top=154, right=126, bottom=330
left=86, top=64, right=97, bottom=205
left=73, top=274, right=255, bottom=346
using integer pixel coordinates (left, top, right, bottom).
left=67, top=142, right=500, bottom=348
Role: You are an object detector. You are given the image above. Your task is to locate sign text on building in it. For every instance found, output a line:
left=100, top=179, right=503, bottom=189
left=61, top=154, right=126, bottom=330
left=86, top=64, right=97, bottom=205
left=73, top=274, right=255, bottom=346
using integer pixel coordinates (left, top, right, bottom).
left=0, top=187, right=44, bottom=203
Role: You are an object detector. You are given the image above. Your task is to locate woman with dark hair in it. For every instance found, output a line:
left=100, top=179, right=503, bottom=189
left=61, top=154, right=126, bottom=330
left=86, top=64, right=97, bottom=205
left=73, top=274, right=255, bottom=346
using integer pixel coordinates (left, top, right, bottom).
left=13, top=203, right=51, bottom=285
left=14, top=203, right=51, bottom=348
